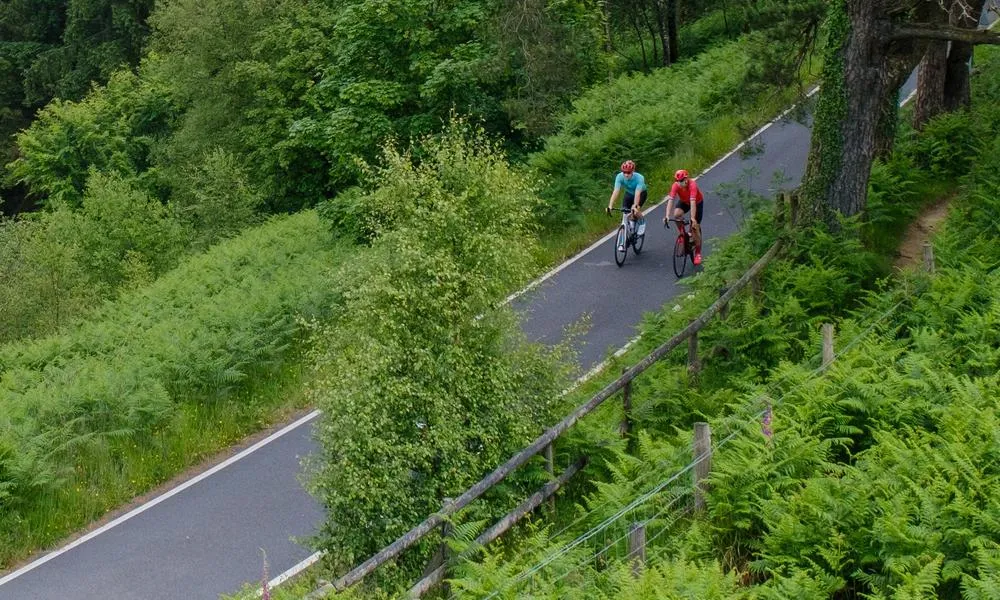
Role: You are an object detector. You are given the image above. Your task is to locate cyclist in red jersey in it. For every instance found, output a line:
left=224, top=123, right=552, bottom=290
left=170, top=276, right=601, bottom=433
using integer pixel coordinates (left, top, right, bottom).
left=663, top=169, right=704, bottom=265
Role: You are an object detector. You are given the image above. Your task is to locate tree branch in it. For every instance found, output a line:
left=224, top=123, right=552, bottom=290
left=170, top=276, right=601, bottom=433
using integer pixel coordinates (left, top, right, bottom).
left=891, top=23, right=1000, bottom=44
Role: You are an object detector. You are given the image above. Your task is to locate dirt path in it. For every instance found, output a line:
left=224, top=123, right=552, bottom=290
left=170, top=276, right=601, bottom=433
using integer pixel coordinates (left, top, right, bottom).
left=894, top=198, right=952, bottom=269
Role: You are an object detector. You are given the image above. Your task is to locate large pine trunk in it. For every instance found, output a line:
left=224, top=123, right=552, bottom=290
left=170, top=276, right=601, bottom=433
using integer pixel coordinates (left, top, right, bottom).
left=804, top=1, right=890, bottom=222
left=914, top=41, right=949, bottom=128
left=944, top=42, right=974, bottom=109
left=942, top=0, right=986, bottom=110
left=805, top=0, right=931, bottom=224
left=913, top=0, right=986, bottom=125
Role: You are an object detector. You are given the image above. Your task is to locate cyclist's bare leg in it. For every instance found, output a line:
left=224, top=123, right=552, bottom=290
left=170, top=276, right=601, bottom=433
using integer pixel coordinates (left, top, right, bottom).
left=672, top=207, right=685, bottom=230
left=692, top=222, right=702, bottom=252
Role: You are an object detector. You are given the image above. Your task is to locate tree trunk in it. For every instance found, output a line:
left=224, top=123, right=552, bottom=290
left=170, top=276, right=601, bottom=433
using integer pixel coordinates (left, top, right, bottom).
left=601, top=0, right=613, bottom=82
left=643, top=3, right=660, bottom=66
left=654, top=0, right=671, bottom=65
left=804, top=1, right=891, bottom=224
left=914, top=41, right=949, bottom=129
left=632, top=13, right=648, bottom=70
left=877, top=40, right=925, bottom=157
left=912, top=0, right=987, bottom=124
left=666, top=0, right=679, bottom=63
left=944, top=42, right=974, bottom=109
left=944, top=0, right=987, bottom=110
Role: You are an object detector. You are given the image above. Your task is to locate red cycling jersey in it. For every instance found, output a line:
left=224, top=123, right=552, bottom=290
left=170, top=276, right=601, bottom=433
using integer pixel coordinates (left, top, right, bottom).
left=669, top=179, right=704, bottom=204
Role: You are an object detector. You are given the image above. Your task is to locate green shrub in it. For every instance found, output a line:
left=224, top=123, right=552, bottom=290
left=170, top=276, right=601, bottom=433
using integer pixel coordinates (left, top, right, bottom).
left=6, top=69, right=179, bottom=207
left=908, top=110, right=984, bottom=179
left=308, top=122, right=572, bottom=575
left=171, top=148, right=265, bottom=247
left=0, top=172, right=190, bottom=342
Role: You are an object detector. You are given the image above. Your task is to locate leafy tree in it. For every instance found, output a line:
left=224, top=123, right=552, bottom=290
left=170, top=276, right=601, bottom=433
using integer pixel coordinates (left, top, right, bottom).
left=0, top=0, right=153, bottom=106
left=72, top=171, right=189, bottom=292
left=170, top=148, right=265, bottom=248
left=308, top=122, right=572, bottom=571
left=0, top=211, right=93, bottom=340
left=6, top=68, right=179, bottom=207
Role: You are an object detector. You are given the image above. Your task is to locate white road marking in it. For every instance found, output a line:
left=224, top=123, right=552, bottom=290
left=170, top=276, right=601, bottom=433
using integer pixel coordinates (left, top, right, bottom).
left=502, top=85, right=821, bottom=305
left=0, top=409, right=322, bottom=587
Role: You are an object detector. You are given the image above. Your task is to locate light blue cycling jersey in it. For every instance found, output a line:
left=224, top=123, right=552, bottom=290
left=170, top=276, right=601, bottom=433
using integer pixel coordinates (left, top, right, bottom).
left=614, top=171, right=647, bottom=195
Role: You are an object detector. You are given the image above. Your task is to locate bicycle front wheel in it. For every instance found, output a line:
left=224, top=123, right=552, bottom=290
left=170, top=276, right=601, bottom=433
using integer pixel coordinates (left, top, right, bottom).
left=633, top=230, right=645, bottom=254
left=672, top=235, right=688, bottom=278
left=614, top=225, right=628, bottom=267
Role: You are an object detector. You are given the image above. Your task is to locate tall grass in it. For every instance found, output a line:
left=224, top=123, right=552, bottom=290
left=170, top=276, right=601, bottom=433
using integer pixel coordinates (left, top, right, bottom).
left=0, top=210, right=345, bottom=565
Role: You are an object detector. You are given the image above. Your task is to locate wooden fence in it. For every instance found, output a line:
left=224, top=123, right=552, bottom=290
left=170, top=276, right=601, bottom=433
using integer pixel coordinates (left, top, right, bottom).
left=301, top=191, right=829, bottom=597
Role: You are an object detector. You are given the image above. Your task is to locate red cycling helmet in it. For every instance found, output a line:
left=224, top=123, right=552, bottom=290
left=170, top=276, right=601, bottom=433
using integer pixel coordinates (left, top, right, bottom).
left=621, top=160, right=635, bottom=174
left=674, top=169, right=689, bottom=182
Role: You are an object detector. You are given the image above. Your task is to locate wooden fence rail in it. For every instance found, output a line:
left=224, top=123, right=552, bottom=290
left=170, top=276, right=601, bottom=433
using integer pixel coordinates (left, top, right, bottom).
left=406, top=456, right=589, bottom=598
left=328, top=238, right=783, bottom=594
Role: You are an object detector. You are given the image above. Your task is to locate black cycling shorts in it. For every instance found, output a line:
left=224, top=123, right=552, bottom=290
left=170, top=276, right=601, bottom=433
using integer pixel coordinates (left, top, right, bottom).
left=624, top=190, right=648, bottom=210
left=678, top=201, right=704, bottom=223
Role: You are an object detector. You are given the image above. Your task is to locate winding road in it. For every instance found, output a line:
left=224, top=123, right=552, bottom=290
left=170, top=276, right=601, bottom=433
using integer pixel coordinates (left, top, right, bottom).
left=1, top=9, right=996, bottom=597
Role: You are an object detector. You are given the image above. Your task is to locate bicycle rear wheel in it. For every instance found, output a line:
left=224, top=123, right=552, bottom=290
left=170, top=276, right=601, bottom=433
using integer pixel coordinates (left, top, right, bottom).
left=614, top=225, right=628, bottom=267
left=672, top=235, right=688, bottom=277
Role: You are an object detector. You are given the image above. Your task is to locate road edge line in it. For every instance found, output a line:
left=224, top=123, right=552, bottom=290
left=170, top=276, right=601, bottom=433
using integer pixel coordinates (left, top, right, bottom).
left=0, top=409, right=322, bottom=587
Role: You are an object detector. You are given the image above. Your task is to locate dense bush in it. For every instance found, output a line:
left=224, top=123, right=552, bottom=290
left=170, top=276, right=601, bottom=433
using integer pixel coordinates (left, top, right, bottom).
left=6, top=69, right=179, bottom=208
left=308, top=123, right=573, bottom=573
left=0, top=172, right=190, bottom=342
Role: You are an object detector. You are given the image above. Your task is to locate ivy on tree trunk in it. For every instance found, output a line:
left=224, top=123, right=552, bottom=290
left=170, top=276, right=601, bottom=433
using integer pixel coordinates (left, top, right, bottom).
left=803, top=0, right=999, bottom=227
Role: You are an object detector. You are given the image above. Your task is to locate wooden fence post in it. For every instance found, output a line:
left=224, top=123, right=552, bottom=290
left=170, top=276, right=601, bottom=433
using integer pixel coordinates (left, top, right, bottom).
left=750, top=273, right=762, bottom=301
left=775, top=192, right=787, bottom=225
left=688, top=329, right=701, bottom=378
left=628, top=522, right=646, bottom=577
left=718, top=287, right=730, bottom=320
left=923, top=242, right=935, bottom=274
left=421, top=499, right=454, bottom=593
left=543, top=442, right=555, bottom=514
left=789, top=192, right=800, bottom=226
left=693, top=422, right=712, bottom=511
left=821, top=323, right=835, bottom=368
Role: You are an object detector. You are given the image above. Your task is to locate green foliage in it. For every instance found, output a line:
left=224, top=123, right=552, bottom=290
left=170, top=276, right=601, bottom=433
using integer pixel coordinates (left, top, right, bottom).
left=907, top=110, right=985, bottom=180
left=73, top=172, right=189, bottom=291
left=0, top=211, right=95, bottom=341
left=484, top=0, right=604, bottom=137
left=6, top=68, right=179, bottom=207
left=170, top=148, right=265, bottom=247
left=864, top=154, right=925, bottom=255
left=0, top=211, right=343, bottom=553
left=0, top=172, right=189, bottom=342
left=308, top=123, right=572, bottom=574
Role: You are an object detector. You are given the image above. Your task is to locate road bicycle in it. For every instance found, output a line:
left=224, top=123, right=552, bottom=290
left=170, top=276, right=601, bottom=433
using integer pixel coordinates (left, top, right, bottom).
left=610, top=207, right=645, bottom=267
left=668, top=217, right=697, bottom=278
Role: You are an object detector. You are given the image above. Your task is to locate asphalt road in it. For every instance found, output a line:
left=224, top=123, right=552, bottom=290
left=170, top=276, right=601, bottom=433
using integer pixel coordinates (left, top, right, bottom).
left=0, top=97, right=817, bottom=600
left=1, top=8, right=995, bottom=596
left=512, top=109, right=813, bottom=368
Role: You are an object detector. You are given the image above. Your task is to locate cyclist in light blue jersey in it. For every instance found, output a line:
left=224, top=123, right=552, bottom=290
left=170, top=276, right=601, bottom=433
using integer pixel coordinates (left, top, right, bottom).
left=606, top=159, right=648, bottom=220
